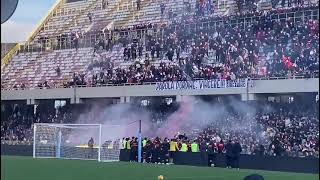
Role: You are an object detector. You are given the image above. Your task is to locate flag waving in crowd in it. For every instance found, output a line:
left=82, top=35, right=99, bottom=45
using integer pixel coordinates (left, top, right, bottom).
left=282, top=55, right=293, bottom=69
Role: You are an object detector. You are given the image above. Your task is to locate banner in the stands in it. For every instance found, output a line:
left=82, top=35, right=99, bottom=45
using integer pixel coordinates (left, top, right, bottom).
left=155, top=79, right=247, bottom=91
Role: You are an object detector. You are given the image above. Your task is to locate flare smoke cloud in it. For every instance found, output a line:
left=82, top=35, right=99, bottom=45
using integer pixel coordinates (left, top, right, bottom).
left=67, top=96, right=275, bottom=144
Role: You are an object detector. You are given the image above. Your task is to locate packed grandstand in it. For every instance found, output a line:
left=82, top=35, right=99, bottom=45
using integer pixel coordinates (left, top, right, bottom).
left=1, top=0, right=318, bottom=89
left=1, top=97, right=319, bottom=158
left=1, top=0, right=319, bottom=167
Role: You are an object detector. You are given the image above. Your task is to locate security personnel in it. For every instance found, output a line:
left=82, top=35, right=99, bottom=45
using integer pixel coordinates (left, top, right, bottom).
left=142, top=138, right=147, bottom=162
left=126, top=137, right=131, bottom=150
left=169, top=139, right=178, bottom=164
left=142, top=138, right=147, bottom=148
left=124, top=137, right=131, bottom=161
left=122, top=138, right=127, bottom=149
left=191, top=141, right=199, bottom=152
left=180, top=141, right=188, bottom=152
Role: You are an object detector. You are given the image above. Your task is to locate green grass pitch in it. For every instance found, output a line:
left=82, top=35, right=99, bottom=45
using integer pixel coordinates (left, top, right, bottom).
left=1, top=156, right=319, bottom=180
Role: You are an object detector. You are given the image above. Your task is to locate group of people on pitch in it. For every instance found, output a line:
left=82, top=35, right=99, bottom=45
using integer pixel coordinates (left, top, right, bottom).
left=122, top=136, right=242, bottom=168
left=122, top=137, right=171, bottom=164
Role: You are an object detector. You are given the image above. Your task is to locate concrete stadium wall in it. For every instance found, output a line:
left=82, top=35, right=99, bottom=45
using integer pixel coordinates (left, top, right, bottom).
left=250, top=78, right=319, bottom=93
left=1, top=79, right=319, bottom=101
left=1, top=144, right=33, bottom=156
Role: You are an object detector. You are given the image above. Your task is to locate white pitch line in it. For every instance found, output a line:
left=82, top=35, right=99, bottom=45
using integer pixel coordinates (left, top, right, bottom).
left=141, top=175, right=228, bottom=180
left=165, top=175, right=226, bottom=179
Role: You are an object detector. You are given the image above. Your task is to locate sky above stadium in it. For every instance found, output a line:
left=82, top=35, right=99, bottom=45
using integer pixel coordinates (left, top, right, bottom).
left=1, top=0, right=56, bottom=43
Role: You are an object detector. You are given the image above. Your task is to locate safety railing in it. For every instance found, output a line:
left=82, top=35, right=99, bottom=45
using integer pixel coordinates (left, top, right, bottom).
left=22, top=1, right=320, bottom=48
left=17, top=6, right=319, bottom=53
left=1, top=74, right=318, bottom=91
left=1, top=43, right=20, bottom=72
left=18, top=27, right=161, bottom=53
left=1, top=43, right=17, bottom=58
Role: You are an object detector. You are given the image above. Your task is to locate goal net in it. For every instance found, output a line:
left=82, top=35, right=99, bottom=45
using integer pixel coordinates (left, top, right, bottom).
left=33, top=123, right=133, bottom=162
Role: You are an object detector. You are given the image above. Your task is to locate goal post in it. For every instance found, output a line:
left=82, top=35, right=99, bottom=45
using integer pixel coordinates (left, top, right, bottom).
left=98, top=124, right=102, bottom=162
left=33, top=122, right=142, bottom=162
left=138, top=120, right=142, bottom=163
left=33, top=123, right=102, bottom=161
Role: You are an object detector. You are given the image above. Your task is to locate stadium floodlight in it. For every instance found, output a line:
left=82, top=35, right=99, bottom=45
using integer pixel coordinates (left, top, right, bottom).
left=33, top=122, right=142, bottom=162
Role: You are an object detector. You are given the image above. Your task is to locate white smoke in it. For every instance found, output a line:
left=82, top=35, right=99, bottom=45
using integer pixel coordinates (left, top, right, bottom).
left=65, top=103, right=155, bottom=145
left=64, top=96, right=275, bottom=146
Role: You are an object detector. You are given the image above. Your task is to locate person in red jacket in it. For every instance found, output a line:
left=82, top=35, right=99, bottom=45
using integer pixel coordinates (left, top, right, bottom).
left=218, top=140, right=225, bottom=153
left=177, top=140, right=182, bottom=151
left=187, top=141, right=192, bottom=152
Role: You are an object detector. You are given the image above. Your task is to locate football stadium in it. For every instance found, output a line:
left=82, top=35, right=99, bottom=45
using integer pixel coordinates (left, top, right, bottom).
left=1, top=0, right=319, bottom=179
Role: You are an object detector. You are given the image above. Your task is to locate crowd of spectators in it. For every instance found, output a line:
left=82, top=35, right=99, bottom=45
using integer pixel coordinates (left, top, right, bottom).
left=65, top=2, right=318, bottom=87
left=81, top=11, right=319, bottom=86
left=194, top=101, right=319, bottom=157
left=88, top=61, right=188, bottom=85
left=2, top=97, right=318, bottom=158
left=1, top=103, right=74, bottom=145
left=123, top=99, right=319, bottom=159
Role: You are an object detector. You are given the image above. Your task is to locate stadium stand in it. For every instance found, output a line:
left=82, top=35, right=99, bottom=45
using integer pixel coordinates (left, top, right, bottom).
left=1, top=1, right=319, bottom=89
left=1, top=0, right=319, bottom=165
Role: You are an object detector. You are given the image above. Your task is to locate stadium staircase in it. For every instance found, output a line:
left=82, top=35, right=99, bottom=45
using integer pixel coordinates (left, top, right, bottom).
left=113, top=0, right=153, bottom=28
left=55, top=0, right=100, bottom=36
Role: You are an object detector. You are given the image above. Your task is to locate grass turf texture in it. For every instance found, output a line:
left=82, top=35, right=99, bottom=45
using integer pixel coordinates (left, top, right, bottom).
left=1, top=156, right=318, bottom=180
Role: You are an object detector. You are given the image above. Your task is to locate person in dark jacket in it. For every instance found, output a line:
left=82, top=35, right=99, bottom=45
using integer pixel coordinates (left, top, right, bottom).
left=138, top=44, right=143, bottom=58
left=130, top=137, right=138, bottom=162
left=151, top=46, right=155, bottom=59
left=160, top=138, right=170, bottom=164
left=145, top=140, right=153, bottom=163
left=166, top=48, right=174, bottom=61
left=232, top=139, right=242, bottom=169
left=87, top=137, right=94, bottom=159
left=258, top=144, right=265, bottom=156
left=137, top=0, right=141, bottom=10
left=206, top=141, right=215, bottom=167
left=225, top=140, right=233, bottom=168
left=152, top=138, right=160, bottom=163
left=131, top=45, right=137, bottom=60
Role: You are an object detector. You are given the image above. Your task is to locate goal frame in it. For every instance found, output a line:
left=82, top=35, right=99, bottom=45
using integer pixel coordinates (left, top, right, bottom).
left=33, top=122, right=142, bottom=162
left=33, top=123, right=103, bottom=161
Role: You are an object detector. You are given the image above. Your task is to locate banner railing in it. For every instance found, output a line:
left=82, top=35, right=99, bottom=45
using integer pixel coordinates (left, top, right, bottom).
left=1, top=75, right=318, bottom=91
